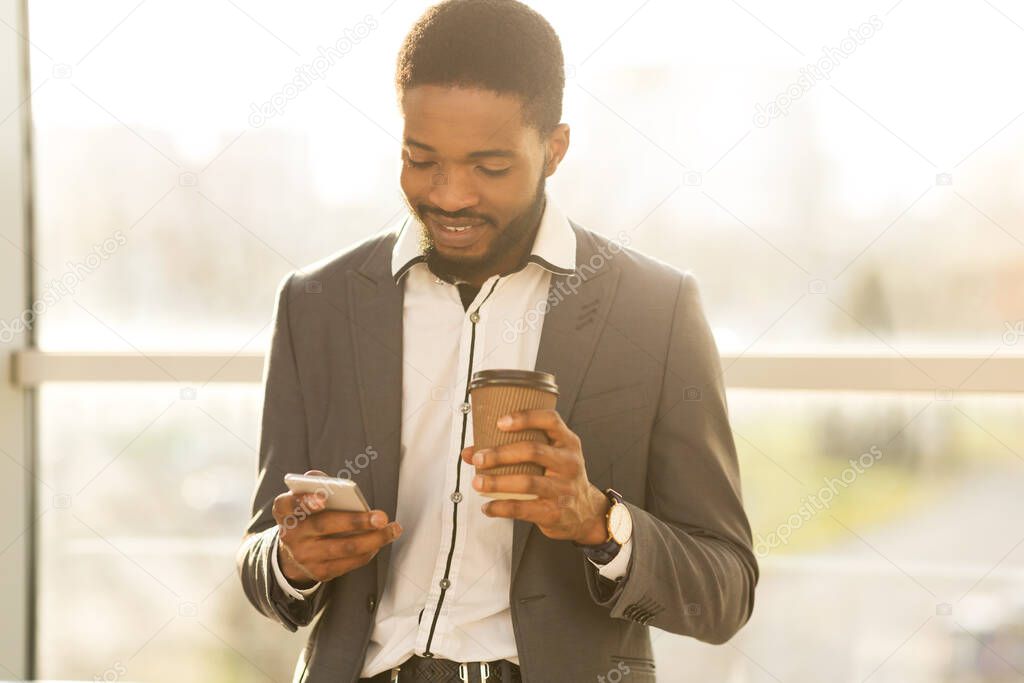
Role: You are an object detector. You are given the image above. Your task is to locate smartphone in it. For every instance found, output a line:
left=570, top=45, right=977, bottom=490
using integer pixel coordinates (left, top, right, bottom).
left=284, top=473, right=371, bottom=513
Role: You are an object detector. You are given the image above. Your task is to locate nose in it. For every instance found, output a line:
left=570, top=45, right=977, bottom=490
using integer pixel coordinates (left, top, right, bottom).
left=427, top=166, right=479, bottom=215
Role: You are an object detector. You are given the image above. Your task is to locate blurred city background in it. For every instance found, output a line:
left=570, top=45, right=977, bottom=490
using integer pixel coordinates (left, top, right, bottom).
left=2, top=0, right=1023, bottom=681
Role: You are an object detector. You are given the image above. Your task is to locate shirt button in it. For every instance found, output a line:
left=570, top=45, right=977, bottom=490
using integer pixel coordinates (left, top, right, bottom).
left=450, top=491, right=463, bottom=503
left=366, top=594, right=376, bottom=612
left=469, top=312, right=480, bottom=323
left=459, top=401, right=471, bottom=414
left=439, top=578, right=451, bottom=590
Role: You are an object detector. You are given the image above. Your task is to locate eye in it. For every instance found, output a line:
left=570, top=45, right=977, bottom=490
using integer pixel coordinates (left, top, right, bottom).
left=478, top=166, right=511, bottom=177
left=406, top=158, right=434, bottom=169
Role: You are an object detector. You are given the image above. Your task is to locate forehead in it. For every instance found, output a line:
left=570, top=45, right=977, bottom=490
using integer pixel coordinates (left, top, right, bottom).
left=401, top=85, right=535, bottom=155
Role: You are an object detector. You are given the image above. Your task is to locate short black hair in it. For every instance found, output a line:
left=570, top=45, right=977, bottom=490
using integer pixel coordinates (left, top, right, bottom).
left=395, top=0, right=565, bottom=136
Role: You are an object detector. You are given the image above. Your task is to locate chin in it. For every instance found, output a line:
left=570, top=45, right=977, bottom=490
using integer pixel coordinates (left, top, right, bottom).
left=431, top=247, right=489, bottom=268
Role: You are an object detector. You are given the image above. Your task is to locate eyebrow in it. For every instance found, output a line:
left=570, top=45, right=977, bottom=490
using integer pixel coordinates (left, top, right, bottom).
left=404, top=137, right=517, bottom=159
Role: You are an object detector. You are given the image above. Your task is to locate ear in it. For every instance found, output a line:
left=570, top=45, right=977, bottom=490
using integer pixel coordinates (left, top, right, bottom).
left=542, top=123, right=570, bottom=176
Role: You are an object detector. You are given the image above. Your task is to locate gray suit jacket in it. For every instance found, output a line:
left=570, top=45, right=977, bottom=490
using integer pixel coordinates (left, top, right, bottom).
left=237, top=219, right=758, bottom=682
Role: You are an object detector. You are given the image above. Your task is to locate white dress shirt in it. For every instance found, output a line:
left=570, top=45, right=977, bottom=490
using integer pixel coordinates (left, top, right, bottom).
left=271, top=192, right=633, bottom=677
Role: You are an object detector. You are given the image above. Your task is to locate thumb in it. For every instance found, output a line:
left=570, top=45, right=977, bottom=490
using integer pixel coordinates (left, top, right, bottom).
left=304, top=469, right=328, bottom=477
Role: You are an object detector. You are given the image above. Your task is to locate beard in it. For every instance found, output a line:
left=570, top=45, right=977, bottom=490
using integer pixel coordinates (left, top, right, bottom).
left=408, top=169, right=547, bottom=283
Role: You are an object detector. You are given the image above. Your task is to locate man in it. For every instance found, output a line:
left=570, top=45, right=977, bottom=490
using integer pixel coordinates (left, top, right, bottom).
left=236, top=1, right=758, bottom=681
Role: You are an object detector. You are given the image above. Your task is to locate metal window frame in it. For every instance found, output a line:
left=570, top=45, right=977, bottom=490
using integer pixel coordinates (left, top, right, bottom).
left=9, top=350, right=1024, bottom=394
left=1, top=0, right=36, bottom=678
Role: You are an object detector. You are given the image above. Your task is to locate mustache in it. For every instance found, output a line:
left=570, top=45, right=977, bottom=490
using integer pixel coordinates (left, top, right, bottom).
left=421, top=208, right=489, bottom=223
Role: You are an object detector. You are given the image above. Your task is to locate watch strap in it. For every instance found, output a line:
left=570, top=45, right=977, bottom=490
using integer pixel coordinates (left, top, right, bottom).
left=574, top=536, right=622, bottom=564
left=572, top=488, right=625, bottom=563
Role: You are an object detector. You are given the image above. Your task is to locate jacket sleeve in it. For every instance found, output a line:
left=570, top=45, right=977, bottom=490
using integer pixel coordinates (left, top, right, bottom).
left=582, top=271, right=758, bottom=644
left=236, top=271, right=330, bottom=631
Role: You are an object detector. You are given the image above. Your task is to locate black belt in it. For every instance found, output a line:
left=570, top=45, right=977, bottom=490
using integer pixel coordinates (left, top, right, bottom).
left=361, top=654, right=522, bottom=683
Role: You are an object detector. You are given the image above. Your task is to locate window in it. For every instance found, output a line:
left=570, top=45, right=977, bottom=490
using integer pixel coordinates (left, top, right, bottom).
left=11, top=1, right=1024, bottom=681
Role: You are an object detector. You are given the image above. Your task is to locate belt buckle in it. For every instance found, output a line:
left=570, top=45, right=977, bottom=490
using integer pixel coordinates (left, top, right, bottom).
left=457, top=662, right=491, bottom=682
left=389, top=665, right=400, bottom=682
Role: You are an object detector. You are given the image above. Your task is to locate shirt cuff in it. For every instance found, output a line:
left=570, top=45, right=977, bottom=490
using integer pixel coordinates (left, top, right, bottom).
left=271, top=532, right=322, bottom=600
left=589, top=534, right=633, bottom=581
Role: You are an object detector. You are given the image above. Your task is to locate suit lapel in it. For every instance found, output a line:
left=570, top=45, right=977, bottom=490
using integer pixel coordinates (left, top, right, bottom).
left=348, top=235, right=404, bottom=594
left=510, top=223, right=622, bottom=586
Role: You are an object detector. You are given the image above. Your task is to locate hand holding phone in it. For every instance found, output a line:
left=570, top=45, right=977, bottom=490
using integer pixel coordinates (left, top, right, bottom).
left=273, top=470, right=403, bottom=587
left=284, top=473, right=371, bottom=513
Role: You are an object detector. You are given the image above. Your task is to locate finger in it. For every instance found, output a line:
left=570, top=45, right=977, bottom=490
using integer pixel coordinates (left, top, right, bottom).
left=279, top=544, right=319, bottom=583
left=472, top=473, right=561, bottom=499
left=313, top=549, right=380, bottom=581
left=481, top=499, right=555, bottom=526
left=272, top=491, right=302, bottom=524
left=496, top=408, right=575, bottom=446
left=471, top=440, right=562, bottom=472
left=307, top=509, right=389, bottom=538
left=274, top=489, right=324, bottom=520
left=319, top=523, right=402, bottom=558
left=287, top=490, right=327, bottom=514
left=297, top=493, right=326, bottom=513
left=273, top=470, right=332, bottom=522
left=283, top=518, right=390, bottom=567
left=297, top=470, right=332, bottom=509
left=460, top=445, right=476, bottom=465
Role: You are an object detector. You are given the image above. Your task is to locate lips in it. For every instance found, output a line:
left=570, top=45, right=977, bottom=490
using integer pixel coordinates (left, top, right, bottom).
left=427, top=214, right=488, bottom=248
left=431, top=215, right=486, bottom=229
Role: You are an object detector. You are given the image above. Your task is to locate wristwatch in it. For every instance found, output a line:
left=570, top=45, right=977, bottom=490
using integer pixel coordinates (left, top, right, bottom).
left=573, top=488, right=632, bottom=564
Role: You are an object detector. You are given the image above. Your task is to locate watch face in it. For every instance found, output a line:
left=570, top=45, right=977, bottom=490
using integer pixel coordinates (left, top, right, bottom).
left=608, top=503, right=632, bottom=544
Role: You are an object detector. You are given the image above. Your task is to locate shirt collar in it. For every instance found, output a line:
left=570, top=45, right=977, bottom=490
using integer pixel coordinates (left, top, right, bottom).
left=391, top=191, right=577, bottom=285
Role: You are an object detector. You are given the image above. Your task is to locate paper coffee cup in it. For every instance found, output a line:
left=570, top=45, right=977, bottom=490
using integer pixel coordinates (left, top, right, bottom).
left=469, top=369, right=558, bottom=501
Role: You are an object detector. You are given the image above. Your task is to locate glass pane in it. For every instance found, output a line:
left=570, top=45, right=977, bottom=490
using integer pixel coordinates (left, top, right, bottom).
left=36, top=386, right=1024, bottom=681
left=35, top=383, right=306, bottom=681
left=26, top=1, right=1024, bottom=351
left=27, top=1, right=403, bottom=351
left=653, top=389, right=1024, bottom=682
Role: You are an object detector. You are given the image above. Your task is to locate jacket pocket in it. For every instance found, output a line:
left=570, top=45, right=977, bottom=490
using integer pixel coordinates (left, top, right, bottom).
left=610, top=654, right=657, bottom=673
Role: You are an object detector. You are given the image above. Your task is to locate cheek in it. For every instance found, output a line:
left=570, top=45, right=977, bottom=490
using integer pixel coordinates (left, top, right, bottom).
left=399, top=169, right=418, bottom=197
